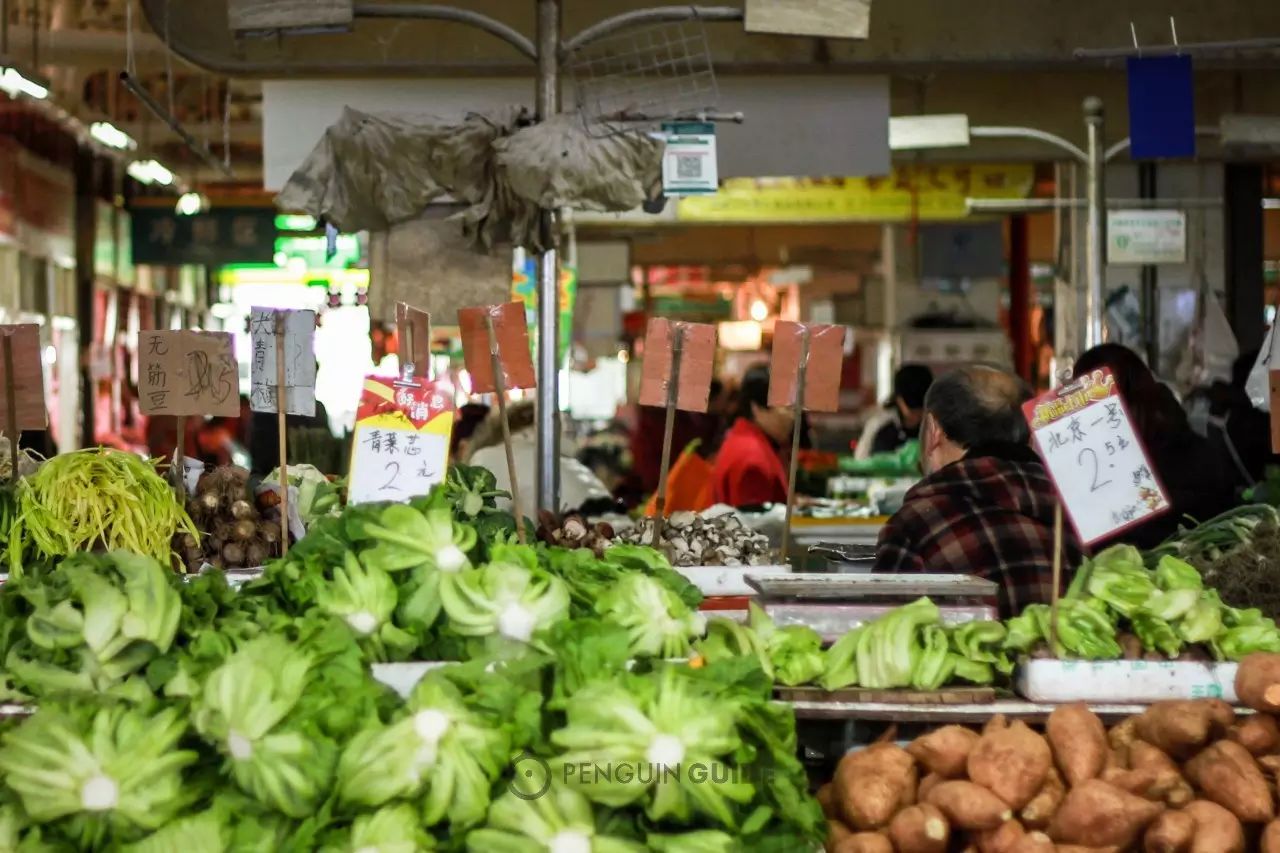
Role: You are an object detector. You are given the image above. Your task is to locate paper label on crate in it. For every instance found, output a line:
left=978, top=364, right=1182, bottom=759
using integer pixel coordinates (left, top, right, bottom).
left=249, top=308, right=316, bottom=416
left=348, top=376, right=454, bottom=505
left=0, top=324, right=46, bottom=429
left=1023, top=367, right=1170, bottom=545
left=138, top=330, right=239, bottom=417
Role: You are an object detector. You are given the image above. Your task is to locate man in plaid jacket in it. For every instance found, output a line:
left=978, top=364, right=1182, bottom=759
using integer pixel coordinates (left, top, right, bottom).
left=874, top=365, right=1082, bottom=618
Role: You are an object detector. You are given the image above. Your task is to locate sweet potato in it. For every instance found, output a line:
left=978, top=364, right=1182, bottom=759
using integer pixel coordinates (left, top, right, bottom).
left=1262, top=818, right=1280, bottom=853
left=898, top=763, right=919, bottom=810
left=831, top=832, right=893, bottom=853
left=907, top=725, right=979, bottom=779
left=817, top=783, right=837, bottom=819
left=1009, top=832, right=1055, bottom=853
left=826, top=819, right=854, bottom=852
left=1181, top=799, right=1244, bottom=853
left=1128, top=741, right=1193, bottom=807
left=1047, top=702, right=1109, bottom=785
left=925, top=780, right=1014, bottom=830
left=1183, top=740, right=1274, bottom=823
left=1056, top=847, right=1120, bottom=853
left=1101, top=765, right=1162, bottom=799
left=1109, top=715, right=1141, bottom=752
left=1228, top=713, right=1280, bottom=756
left=976, top=819, right=1026, bottom=853
left=1260, top=754, right=1280, bottom=777
left=1143, top=810, right=1195, bottom=853
left=1136, top=701, right=1219, bottom=759
left=888, top=804, right=949, bottom=853
left=917, top=772, right=944, bottom=802
left=1237, top=653, right=1280, bottom=713
left=983, top=714, right=1008, bottom=736
left=833, top=743, right=916, bottom=830
left=1047, top=779, right=1164, bottom=849
left=1020, top=766, right=1065, bottom=830
left=967, top=718, right=1052, bottom=810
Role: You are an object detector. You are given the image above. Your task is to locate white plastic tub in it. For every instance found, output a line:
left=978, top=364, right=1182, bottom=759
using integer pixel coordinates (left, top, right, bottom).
left=1016, top=659, right=1239, bottom=704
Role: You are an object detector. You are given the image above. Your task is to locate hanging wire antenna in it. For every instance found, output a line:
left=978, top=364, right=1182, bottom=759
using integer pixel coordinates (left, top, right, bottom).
left=1130, top=21, right=1141, bottom=57
left=164, top=0, right=174, bottom=120
left=124, top=0, right=135, bottom=78
left=223, top=81, right=232, bottom=170
left=1170, top=17, right=1180, bottom=54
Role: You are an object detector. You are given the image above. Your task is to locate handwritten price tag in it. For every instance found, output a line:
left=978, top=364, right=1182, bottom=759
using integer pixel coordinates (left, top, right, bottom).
left=249, top=308, right=316, bottom=416
left=348, top=376, right=455, bottom=505
left=0, top=325, right=46, bottom=429
left=1024, top=367, right=1171, bottom=545
left=138, top=331, right=239, bottom=417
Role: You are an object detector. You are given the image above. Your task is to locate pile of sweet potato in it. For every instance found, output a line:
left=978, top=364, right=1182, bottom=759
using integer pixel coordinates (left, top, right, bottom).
left=817, top=653, right=1280, bottom=852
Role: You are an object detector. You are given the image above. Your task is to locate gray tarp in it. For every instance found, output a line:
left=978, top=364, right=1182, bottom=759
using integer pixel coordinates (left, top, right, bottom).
left=276, top=106, right=663, bottom=252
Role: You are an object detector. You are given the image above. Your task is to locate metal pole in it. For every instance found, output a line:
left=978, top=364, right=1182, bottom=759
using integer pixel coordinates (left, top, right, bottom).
left=535, top=0, right=561, bottom=515
left=1083, top=96, right=1106, bottom=351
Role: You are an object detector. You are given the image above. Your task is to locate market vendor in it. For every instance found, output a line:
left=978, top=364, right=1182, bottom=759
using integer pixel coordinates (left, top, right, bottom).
left=855, top=363, right=933, bottom=459
left=874, top=365, right=1081, bottom=617
left=711, top=364, right=792, bottom=509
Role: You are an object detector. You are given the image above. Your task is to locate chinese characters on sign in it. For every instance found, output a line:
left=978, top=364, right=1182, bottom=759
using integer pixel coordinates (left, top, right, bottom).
left=130, top=207, right=277, bottom=265
left=1024, top=367, right=1171, bottom=545
left=348, top=376, right=454, bottom=505
left=0, top=325, right=48, bottom=429
left=137, top=331, right=239, bottom=417
left=248, top=308, right=317, bottom=417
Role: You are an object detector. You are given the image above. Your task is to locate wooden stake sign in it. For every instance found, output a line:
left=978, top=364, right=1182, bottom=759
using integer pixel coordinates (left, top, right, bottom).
left=137, top=330, right=239, bottom=491
left=770, top=321, right=847, bottom=562
left=458, top=302, right=535, bottom=543
left=0, top=324, right=45, bottom=483
left=396, top=301, right=432, bottom=383
left=638, top=318, right=717, bottom=548
left=249, top=308, right=317, bottom=556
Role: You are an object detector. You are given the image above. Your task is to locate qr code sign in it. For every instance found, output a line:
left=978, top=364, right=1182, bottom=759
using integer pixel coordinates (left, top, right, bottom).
left=676, top=155, right=702, bottom=179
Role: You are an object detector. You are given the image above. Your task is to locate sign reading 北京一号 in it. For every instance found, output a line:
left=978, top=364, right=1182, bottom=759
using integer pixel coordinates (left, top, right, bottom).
left=348, top=376, right=454, bottom=504
left=137, top=331, right=240, bottom=417
left=1023, top=367, right=1171, bottom=545
left=248, top=308, right=316, bottom=417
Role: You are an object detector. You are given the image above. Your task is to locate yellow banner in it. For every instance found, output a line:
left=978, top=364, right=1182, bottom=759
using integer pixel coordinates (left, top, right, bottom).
left=676, top=164, right=1035, bottom=224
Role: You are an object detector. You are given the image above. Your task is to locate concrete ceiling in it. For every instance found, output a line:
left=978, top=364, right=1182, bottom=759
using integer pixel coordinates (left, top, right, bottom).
left=10, top=0, right=1280, bottom=188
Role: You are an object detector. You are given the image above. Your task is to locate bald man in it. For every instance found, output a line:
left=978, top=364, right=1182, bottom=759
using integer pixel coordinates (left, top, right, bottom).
left=874, top=366, right=1082, bottom=617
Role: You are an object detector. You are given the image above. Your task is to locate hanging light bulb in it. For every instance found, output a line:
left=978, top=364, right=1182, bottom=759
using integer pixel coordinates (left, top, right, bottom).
left=749, top=298, right=769, bottom=322
left=175, top=192, right=209, bottom=215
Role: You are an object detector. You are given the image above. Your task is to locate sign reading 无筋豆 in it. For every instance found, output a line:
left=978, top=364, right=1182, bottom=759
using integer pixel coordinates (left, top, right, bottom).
left=1024, top=367, right=1171, bottom=545
left=348, top=376, right=454, bottom=505
left=137, top=331, right=240, bottom=417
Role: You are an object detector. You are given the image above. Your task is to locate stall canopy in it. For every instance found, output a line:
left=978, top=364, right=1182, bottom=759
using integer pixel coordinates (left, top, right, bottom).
left=276, top=106, right=664, bottom=252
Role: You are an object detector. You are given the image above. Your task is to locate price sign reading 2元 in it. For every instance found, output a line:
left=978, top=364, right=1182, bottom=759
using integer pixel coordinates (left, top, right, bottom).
left=348, top=376, right=455, bottom=505
left=1023, top=367, right=1171, bottom=545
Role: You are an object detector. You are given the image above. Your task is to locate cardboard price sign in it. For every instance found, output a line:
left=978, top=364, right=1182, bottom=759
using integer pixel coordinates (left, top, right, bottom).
left=768, top=321, right=846, bottom=412
left=348, top=376, right=455, bottom=505
left=138, top=331, right=239, bottom=417
left=396, top=302, right=431, bottom=382
left=0, top=324, right=46, bottom=430
left=457, top=302, right=535, bottom=393
left=638, top=319, right=717, bottom=412
left=1024, top=367, right=1171, bottom=545
left=249, top=308, right=317, bottom=416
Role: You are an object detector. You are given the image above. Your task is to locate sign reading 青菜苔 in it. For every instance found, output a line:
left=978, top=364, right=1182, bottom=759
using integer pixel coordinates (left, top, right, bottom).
left=1024, top=367, right=1171, bottom=545
left=348, top=377, right=454, bottom=505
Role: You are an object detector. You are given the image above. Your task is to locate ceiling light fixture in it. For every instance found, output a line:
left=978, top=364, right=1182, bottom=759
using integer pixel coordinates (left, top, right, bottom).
left=89, top=121, right=137, bottom=151
left=127, top=159, right=175, bottom=186
left=175, top=192, right=209, bottom=216
left=0, top=66, right=49, bottom=100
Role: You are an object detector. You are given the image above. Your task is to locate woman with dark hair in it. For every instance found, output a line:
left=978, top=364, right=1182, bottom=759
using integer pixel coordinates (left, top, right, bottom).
left=710, top=364, right=793, bottom=508
left=1073, top=343, right=1233, bottom=549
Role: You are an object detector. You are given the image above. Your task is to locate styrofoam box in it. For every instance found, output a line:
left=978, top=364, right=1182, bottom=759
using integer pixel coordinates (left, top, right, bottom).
left=674, top=564, right=791, bottom=597
left=1017, top=659, right=1239, bottom=704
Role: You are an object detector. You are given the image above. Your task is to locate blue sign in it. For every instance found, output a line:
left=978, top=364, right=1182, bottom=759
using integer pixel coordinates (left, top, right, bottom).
left=1126, top=55, right=1195, bottom=160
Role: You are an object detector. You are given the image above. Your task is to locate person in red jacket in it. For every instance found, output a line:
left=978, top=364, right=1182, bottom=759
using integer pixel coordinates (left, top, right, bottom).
left=712, top=364, right=794, bottom=508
